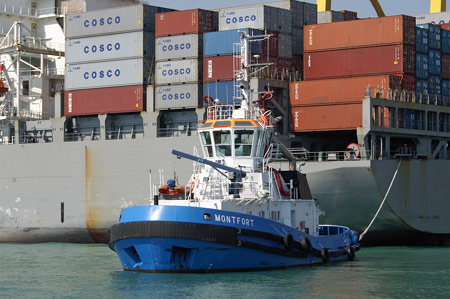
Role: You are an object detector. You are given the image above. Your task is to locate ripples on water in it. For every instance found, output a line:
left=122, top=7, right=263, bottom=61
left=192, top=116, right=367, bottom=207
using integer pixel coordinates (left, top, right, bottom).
left=0, top=244, right=449, bottom=298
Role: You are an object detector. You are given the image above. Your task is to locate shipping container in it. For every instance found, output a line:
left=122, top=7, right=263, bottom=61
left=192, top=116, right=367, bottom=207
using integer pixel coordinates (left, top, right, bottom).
left=155, top=34, right=202, bottom=61
left=441, top=23, right=450, bottom=30
left=441, top=80, right=450, bottom=96
left=64, top=85, right=144, bottom=116
left=203, top=56, right=236, bottom=82
left=277, top=7, right=293, bottom=33
left=203, top=28, right=264, bottom=57
left=442, top=28, right=450, bottom=54
left=416, top=79, right=428, bottom=95
left=338, top=10, right=358, bottom=21
left=291, top=104, right=362, bottom=132
left=204, top=81, right=242, bottom=104
left=65, top=58, right=150, bottom=90
left=218, top=5, right=288, bottom=32
left=428, top=75, right=441, bottom=95
left=265, top=0, right=306, bottom=28
left=155, top=9, right=217, bottom=37
left=416, top=27, right=429, bottom=53
left=155, top=59, right=202, bottom=85
left=442, top=54, right=450, bottom=79
left=317, top=11, right=344, bottom=24
left=278, top=33, right=293, bottom=58
left=66, top=31, right=155, bottom=64
left=304, top=44, right=416, bottom=80
left=289, top=75, right=412, bottom=106
left=303, top=2, right=317, bottom=26
left=417, top=23, right=441, bottom=50
left=428, top=49, right=442, bottom=75
left=416, top=53, right=429, bottom=79
left=292, top=28, right=303, bottom=55
left=155, top=83, right=202, bottom=110
left=415, top=11, right=450, bottom=25
left=304, top=15, right=416, bottom=52
left=66, top=4, right=163, bottom=38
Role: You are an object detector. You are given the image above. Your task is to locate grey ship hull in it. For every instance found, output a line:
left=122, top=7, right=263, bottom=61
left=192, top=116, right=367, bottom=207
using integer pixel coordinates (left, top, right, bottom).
left=1, top=137, right=449, bottom=245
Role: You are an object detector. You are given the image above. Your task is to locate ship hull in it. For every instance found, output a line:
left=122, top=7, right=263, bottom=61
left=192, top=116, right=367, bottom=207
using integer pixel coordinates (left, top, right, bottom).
left=110, top=206, right=356, bottom=272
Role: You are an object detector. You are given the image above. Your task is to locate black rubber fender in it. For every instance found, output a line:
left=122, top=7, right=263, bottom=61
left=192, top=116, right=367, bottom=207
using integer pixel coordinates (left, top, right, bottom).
left=300, top=237, right=312, bottom=252
left=283, top=233, right=294, bottom=249
left=346, top=246, right=356, bottom=260
left=321, top=248, right=329, bottom=263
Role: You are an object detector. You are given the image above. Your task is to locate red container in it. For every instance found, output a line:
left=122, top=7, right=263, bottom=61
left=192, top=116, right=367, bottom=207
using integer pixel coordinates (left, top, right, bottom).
left=304, top=15, right=416, bottom=52
left=156, top=9, right=217, bottom=37
left=64, top=85, right=144, bottom=116
left=291, top=104, right=362, bottom=132
left=290, top=75, right=415, bottom=106
left=442, top=54, right=450, bottom=80
left=304, top=44, right=415, bottom=80
left=441, top=24, right=450, bottom=30
left=203, top=56, right=235, bottom=82
left=338, top=10, right=358, bottom=21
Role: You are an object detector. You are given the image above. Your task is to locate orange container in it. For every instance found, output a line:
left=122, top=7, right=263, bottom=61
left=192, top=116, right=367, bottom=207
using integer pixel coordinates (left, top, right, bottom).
left=156, top=9, right=217, bottom=37
left=290, top=75, right=410, bottom=106
left=304, top=15, right=416, bottom=52
left=291, top=104, right=362, bottom=132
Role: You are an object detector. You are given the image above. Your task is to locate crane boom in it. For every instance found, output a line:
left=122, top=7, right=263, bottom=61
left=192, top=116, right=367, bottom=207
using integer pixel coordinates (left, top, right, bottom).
left=430, top=0, right=447, bottom=13
left=369, top=0, right=386, bottom=17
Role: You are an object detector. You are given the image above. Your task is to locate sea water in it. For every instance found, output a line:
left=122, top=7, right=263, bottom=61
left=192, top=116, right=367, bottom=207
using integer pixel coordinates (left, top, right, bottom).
left=0, top=244, right=448, bottom=298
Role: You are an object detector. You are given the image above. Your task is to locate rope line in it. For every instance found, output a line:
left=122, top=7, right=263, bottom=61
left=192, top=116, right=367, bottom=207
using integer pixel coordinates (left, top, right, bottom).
left=359, top=160, right=402, bottom=241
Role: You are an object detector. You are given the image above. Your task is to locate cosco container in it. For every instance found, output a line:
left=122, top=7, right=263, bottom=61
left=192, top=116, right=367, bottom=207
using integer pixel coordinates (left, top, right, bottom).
left=156, top=34, right=202, bottom=61
left=304, top=15, right=416, bottom=52
left=155, top=59, right=202, bottom=85
left=65, top=58, right=150, bottom=90
left=204, top=81, right=242, bottom=104
left=155, top=9, right=218, bottom=37
left=64, top=85, right=144, bottom=116
left=415, top=11, right=450, bottom=25
left=155, top=84, right=202, bottom=110
left=289, top=75, right=412, bottom=106
left=304, top=45, right=416, bottom=80
left=291, top=104, right=362, bottom=132
left=203, top=28, right=264, bottom=57
left=317, top=11, right=344, bottom=24
left=203, top=56, right=235, bottom=82
left=65, top=4, right=165, bottom=38
left=66, top=31, right=155, bottom=64
left=218, top=5, right=291, bottom=33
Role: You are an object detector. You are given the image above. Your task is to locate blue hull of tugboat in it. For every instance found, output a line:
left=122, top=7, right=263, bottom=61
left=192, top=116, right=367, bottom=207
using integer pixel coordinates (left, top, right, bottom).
left=110, top=205, right=357, bottom=273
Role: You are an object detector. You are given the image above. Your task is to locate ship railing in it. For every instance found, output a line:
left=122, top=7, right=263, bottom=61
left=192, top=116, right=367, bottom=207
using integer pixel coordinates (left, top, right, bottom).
left=206, top=104, right=268, bottom=121
left=0, top=4, right=64, bottom=18
left=157, top=121, right=198, bottom=137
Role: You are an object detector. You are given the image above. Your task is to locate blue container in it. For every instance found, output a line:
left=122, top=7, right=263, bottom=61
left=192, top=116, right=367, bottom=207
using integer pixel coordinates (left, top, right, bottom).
left=403, top=109, right=411, bottom=129
left=416, top=79, right=428, bottom=95
left=441, top=80, right=450, bottom=96
left=204, top=81, right=242, bottom=104
left=442, top=29, right=450, bottom=54
left=418, top=23, right=441, bottom=50
left=428, top=50, right=442, bottom=75
left=203, top=28, right=264, bottom=57
left=416, top=27, right=429, bottom=53
left=292, top=27, right=304, bottom=55
left=428, top=75, right=441, bottom=96
left=416, top=53, right=429, bottom=79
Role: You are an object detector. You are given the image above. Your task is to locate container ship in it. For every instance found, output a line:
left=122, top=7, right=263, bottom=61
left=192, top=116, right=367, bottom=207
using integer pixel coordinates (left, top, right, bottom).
left=0, top=0, right=448, bottom=245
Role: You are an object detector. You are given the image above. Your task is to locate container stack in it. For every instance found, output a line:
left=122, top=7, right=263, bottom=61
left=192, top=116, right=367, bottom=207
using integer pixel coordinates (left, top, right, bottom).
left=64, top=4, right=173, bottom=116
left=154, top=9, right=218, bottom=110
left=440, top=24, right=450, bottom=98
left=291, top=15, right=417, bottom=132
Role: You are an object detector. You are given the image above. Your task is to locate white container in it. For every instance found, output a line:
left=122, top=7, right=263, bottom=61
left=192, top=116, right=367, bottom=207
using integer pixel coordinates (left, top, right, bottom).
left=415, top=12, right=450, bottom=25
left=65, top=58, right=149, bottom=90
left=66, top=32, right=155, bottom=64
left=155, top=34, right=202, bottom=61
left=155, top=59, right=201, bottom=85
left=155, top=84, right=201, bottom=110
left=317, top=11, right=345, bottom=24
left=65, top=4, right=157, bottom=38
left=218, top=5, right=278, bottom=32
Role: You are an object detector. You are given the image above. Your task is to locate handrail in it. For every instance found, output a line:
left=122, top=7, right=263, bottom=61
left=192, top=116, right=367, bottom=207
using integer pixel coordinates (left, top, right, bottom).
left=0, top=5, right=65, bottom=18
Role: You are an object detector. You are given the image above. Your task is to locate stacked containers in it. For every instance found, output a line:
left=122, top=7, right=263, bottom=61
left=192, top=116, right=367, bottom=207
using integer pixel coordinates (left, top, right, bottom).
left=154, top=9, right=218, bottom=110
left=441, top=25, right=450, bottom=98
left=417, top=24, right=442, bottom=97
left=416, top=27, right=429, bottom=93
left=293, top=15, right=417, bottom=132
left=203, top=28, right=263, bottom=104
left=64, top=4, right=174, bottom=116
left=317, top=10, right=345, bottom=24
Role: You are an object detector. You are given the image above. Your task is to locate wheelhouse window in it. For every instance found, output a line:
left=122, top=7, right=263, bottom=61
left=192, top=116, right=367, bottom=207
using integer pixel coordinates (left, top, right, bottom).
left=214, top=130, right=231, bottom=156
left=200, top=131, right=213, bottom=157
left=234, top=130, right=254, bottom=156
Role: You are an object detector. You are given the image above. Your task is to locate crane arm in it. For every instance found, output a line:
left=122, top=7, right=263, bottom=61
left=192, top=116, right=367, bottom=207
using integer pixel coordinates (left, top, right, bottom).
left=430, top=0, right=446, bottom=13
left=369, top=0, right=385, bottom=17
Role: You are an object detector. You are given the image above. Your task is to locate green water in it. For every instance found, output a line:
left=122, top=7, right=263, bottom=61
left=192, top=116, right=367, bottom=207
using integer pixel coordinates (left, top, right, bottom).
left=0, top=244, right=448, bottom=298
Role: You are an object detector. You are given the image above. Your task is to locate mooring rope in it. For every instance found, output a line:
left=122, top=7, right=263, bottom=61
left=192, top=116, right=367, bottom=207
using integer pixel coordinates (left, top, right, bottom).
left=359, top=160, right=402, bottom=241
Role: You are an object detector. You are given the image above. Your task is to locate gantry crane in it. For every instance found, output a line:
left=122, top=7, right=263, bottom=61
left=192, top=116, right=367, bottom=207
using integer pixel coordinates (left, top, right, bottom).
left=317, top=0, right=447, bottom=16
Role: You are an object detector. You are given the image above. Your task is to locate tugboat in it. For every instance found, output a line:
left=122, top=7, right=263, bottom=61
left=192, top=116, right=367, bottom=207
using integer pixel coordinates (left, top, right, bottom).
left=109, top=32, right=359, bottom=272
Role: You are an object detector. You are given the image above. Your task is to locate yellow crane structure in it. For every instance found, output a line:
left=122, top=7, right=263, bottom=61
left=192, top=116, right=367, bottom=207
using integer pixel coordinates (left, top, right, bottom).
left=316, top=0, right=447, bottom=16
